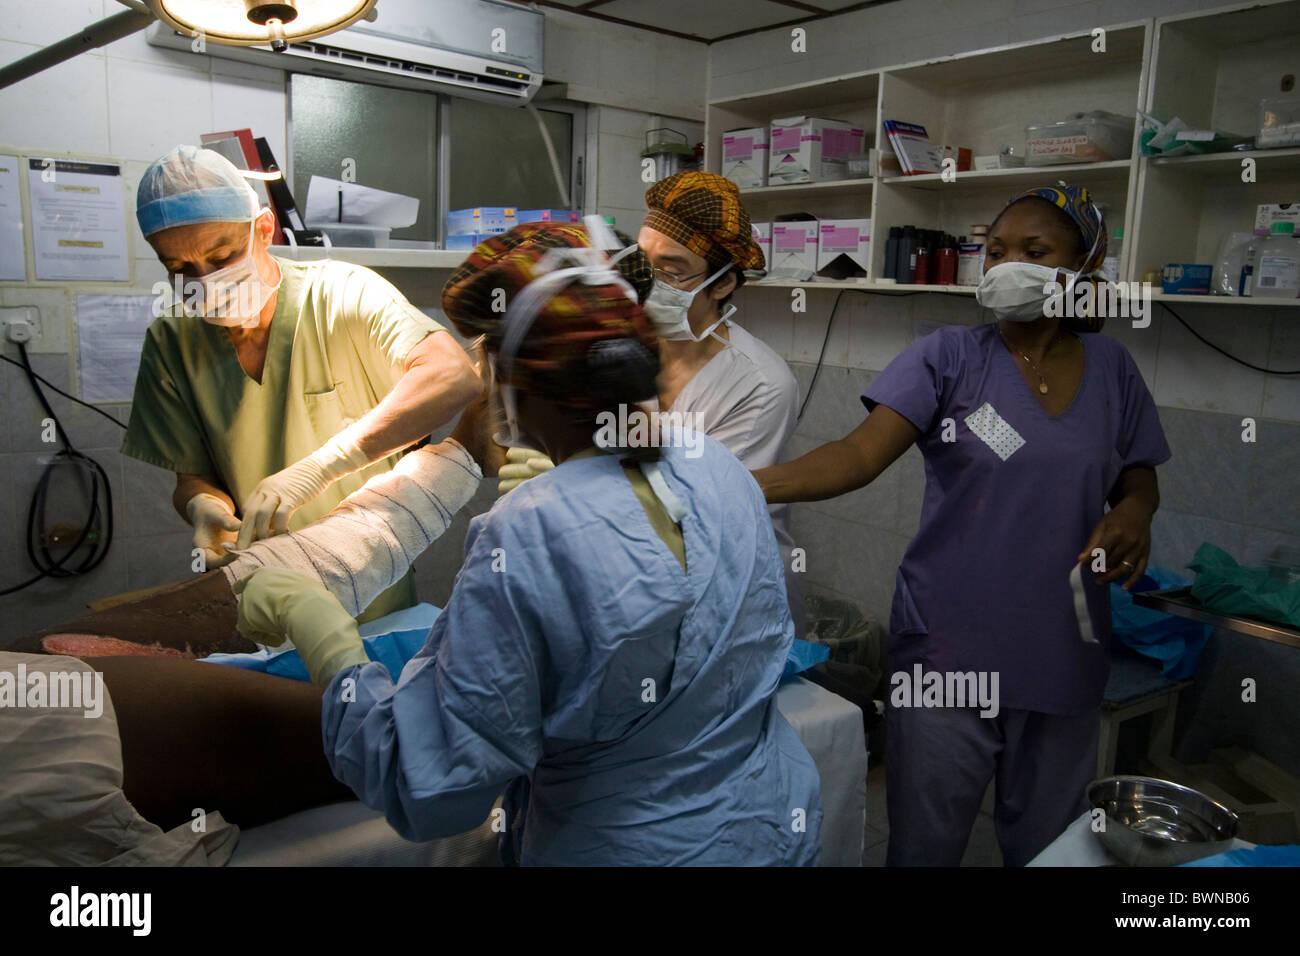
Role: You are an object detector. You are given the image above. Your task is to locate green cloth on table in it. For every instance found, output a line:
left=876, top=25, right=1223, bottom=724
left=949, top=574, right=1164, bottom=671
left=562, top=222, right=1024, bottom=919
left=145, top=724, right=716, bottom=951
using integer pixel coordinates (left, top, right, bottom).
left=1188, top=542, right=1300, bottom=630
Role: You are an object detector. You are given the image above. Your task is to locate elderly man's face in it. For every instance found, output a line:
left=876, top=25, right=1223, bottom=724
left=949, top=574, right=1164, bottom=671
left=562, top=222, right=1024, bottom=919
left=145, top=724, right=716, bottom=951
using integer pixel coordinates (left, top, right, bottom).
left=148, top=212, right=272, bottom=279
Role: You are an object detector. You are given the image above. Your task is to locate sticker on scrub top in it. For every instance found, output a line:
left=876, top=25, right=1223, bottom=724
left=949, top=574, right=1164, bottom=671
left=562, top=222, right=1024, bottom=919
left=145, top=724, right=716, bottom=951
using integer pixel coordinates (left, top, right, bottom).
left=964, top=402, right=1024, bottom=462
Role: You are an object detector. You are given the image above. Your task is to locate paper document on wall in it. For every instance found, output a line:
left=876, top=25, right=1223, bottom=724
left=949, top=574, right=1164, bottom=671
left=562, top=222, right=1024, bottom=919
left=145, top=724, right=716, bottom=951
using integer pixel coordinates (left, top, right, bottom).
left=304, top=176, right=419, bottom=227
left=0, top=155, right=24, bottom=280
left=28, top=159, right=129, bottom=281
left=76, top=295, right=157, bottom=403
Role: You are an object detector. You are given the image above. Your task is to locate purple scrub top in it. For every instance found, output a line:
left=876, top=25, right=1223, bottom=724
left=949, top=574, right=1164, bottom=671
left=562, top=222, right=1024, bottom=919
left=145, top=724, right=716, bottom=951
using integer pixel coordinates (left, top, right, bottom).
left=863, top=324, right=1171, bottom=715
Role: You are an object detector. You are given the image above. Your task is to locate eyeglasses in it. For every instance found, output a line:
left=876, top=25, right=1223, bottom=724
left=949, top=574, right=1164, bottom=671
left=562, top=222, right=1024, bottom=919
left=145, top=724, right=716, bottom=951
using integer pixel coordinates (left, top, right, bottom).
left=651, top=266, right=708, bottom=290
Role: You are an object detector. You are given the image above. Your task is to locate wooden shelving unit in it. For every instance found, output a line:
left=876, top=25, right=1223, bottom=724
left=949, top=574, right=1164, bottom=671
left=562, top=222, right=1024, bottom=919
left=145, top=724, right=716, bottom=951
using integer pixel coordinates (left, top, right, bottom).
left=705, top=0, right=1300, bottom=307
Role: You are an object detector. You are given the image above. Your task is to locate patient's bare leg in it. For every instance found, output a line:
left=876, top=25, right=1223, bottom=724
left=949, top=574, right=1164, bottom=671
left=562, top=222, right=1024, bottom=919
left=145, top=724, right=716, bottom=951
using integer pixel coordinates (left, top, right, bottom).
left=92, top=656, right=354, bottom=829
left=9, top=440, right=481, bottom=655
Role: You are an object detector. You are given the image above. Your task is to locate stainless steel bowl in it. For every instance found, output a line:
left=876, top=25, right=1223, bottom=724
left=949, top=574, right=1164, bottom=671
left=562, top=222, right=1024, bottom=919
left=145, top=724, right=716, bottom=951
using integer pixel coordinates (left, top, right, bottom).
left=1088, top=775, right=1239, bottom=867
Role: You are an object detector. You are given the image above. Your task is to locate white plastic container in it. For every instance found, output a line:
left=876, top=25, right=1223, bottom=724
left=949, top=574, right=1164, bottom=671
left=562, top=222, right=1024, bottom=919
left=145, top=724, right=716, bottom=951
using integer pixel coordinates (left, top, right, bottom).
left=1252, top=221, right=1300, bottom=298
left=1101, top=227, right=1124, bottom=282
left=956, top=224, right=988, bottom=287
left=1025, top=111, right=1135, bottom=166
left=1258, top=95, right=1300, bottom=149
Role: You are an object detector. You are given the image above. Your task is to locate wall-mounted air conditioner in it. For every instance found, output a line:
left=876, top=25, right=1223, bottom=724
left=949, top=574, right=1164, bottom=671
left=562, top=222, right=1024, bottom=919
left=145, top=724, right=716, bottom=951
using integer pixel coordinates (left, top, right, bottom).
left=147, top=0, right=544, bottom=104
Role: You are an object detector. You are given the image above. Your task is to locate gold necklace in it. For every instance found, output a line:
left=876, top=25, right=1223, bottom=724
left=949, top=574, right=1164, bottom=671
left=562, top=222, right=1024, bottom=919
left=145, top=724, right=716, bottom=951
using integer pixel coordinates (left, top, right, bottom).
left=999, top=327, right=1061, bottom=394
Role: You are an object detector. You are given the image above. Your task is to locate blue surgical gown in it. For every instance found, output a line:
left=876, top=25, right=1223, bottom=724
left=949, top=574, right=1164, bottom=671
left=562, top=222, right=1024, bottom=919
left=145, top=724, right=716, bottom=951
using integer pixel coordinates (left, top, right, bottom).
left=320, top=435, right=823, bottom=865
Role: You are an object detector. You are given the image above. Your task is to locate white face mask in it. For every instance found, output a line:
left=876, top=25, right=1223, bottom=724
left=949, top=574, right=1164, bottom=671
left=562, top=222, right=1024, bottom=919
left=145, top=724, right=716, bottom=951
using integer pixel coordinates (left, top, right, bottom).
left=975, top=261, right=1078, bottom=322
left=976, top=216, right=1103, bottom=323
left=181, top=214, right=280, bottom=327
left=644, top=263, right=735, bottom=342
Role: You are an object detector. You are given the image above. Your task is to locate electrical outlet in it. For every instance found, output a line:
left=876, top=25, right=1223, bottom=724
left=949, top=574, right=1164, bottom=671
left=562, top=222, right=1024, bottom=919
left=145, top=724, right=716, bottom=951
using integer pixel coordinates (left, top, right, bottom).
left=1, top=306, right=40, bottom=346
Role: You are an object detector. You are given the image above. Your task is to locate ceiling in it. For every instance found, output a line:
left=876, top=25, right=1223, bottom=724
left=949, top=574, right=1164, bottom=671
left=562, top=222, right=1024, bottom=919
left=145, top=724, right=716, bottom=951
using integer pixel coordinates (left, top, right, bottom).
left=517, top=0, right=900, bottom=43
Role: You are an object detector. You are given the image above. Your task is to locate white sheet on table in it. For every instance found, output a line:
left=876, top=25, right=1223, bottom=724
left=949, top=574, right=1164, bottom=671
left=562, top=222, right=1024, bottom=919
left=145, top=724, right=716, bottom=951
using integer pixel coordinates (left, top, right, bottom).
left=776, top=676, right=869, bottom=867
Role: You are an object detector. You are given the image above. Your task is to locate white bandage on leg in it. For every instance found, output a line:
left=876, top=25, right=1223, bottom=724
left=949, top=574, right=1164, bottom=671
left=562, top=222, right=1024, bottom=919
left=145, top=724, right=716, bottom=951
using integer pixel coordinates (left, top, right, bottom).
left=222, top=439, right=482, bottom=617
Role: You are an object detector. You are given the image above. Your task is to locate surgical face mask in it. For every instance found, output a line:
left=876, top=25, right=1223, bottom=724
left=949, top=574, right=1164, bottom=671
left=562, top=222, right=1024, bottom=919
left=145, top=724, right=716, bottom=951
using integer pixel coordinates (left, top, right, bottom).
left=181, top=215, right=279, bottom=327
left=975, top=261, right=1075, bottom=322
left=643, top=263, right=736, bottom=342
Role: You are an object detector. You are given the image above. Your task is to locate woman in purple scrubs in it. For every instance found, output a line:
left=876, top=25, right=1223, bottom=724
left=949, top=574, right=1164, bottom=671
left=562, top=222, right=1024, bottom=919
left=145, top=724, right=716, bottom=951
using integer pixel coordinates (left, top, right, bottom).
left=755, top=185, right=1171, bottom=866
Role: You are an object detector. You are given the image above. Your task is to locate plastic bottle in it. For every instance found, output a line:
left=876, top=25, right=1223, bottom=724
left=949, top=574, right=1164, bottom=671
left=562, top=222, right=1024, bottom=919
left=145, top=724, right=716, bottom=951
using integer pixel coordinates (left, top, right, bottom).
left=1101, top=227, right=1124, bottom=282
left=898, top=226, right=917, bottom=284
left=1252, top=222, right=1300, bottom=299
left=884, top=226, right=902, bottom=280
left=957, top=227, right=986, bottom=286
left=913, top=233, right=932, bottom=284
left=935, top=234, right=957, bottom=285
left=1239, top=229, right=1267, bottom=296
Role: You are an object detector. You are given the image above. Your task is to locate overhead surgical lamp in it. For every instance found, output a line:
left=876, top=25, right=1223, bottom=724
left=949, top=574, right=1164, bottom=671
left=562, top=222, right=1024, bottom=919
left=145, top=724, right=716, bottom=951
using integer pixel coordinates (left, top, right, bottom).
left=0, top=0, right=377, bottom=89
left=147, top=1, right=376, bottom=51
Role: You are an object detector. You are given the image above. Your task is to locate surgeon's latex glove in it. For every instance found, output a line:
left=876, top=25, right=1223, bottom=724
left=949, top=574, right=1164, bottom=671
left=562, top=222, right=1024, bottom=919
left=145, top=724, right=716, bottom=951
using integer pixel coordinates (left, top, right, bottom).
left=232, top=567, right=369, bottom=689
left=185, top=493, right=242, bottom=570
left=236, top=434, right=370, bottom=550
left=497, top=446, right=555, bottom=493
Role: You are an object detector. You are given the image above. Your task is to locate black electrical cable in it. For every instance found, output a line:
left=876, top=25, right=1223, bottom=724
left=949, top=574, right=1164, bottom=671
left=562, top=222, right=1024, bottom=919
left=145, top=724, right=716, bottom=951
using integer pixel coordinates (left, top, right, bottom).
left=1159, top=302, right=1300, bottom=376
left=0, top=344, right=119, bottom=596
left=0, top=353, right=130, bottom=426
left=795, top=287, right=935, bottom=422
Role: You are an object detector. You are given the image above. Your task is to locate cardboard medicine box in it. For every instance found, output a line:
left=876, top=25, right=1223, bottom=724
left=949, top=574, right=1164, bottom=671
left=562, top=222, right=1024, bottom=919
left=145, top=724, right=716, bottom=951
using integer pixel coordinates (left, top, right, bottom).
left=769, top=116, right=864, bottom=185
left=817, top=218, right=871, bottom=273
left=723, top=127, right=769, bottom=188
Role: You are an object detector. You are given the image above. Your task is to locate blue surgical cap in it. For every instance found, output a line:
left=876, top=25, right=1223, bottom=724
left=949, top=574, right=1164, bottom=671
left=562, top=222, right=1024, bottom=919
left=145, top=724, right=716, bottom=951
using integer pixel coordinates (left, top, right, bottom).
left=136, top=145, right=259, bottom=237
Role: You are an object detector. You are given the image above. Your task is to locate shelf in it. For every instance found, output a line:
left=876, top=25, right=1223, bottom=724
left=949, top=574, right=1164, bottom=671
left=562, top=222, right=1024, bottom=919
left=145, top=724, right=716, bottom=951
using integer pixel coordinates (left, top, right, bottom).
left=1146, top=147, right=1300, bottom=176
left=744, top=279, right=976, bottom=295
left=742, top=283, right=1300, bottom=306
left=1148, top=293, right=1300, bottom=307
left=270, top=245, right=465, bottom=269
left=880, top=160, right=1133, bottom=190
left=740, top=177, right=874, bottom=200
left=708, top=71, right=880, bottom=116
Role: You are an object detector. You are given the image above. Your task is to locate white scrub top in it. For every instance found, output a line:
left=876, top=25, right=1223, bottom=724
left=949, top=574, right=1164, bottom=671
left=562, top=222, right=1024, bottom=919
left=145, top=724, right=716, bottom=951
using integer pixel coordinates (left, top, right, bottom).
left=661, top=317, right=803, bottom=626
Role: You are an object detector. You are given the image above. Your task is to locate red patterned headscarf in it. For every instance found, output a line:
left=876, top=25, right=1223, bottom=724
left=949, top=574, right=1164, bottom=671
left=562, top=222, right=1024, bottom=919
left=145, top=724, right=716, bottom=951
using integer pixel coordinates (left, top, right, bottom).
left=441, top=222, right=659, bottom=411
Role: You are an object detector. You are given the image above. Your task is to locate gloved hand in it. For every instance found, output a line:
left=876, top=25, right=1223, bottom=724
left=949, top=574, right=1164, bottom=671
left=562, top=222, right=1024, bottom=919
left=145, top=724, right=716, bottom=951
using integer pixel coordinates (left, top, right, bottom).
left=232, top=567, right=369, bottom=689
left=185, top=493, right=242, bottom=569
left=236, top=434, right=370, bottom=549
left=498, top=446, right=555, bottom=493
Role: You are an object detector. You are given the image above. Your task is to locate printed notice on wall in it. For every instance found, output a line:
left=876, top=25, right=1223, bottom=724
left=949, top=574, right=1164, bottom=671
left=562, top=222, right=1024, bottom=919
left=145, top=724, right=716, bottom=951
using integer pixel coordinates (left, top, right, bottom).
left=76, top=295, right=155, bottom=403
left=28, top=158, right=129, bottom=281
left=0, top=155, right=24, bottom=280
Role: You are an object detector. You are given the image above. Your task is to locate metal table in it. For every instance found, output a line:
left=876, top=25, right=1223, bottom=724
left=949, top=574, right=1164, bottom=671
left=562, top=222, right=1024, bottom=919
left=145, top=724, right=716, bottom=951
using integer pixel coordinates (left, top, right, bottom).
left=1132, top=588, right=1300, bottom=650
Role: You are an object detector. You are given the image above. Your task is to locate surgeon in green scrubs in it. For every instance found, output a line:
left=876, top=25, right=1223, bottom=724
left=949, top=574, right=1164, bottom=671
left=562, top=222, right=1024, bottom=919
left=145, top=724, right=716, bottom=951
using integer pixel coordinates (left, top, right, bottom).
left=123, top=145, right=481, bottom=622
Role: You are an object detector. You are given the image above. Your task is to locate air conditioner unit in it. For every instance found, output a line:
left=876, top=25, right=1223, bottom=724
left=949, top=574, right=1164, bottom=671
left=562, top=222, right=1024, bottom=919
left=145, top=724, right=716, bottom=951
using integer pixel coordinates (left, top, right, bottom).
left=147, top=0, right=544, bottom=105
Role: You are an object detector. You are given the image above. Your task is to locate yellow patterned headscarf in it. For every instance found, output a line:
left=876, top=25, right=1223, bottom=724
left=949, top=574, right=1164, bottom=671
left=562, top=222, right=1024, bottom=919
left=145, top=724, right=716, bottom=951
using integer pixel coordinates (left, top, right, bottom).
left=643, top=171, right=765, bottom=272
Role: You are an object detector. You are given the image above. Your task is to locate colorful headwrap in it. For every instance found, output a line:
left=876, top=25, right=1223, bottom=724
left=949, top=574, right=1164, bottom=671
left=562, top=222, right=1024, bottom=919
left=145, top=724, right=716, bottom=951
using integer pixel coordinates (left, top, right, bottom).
left=441, top=222, right=658, bottom=411
left=1004, top=184, right=1107, bottom=274
left=643, top=171, right=765, bottom=273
